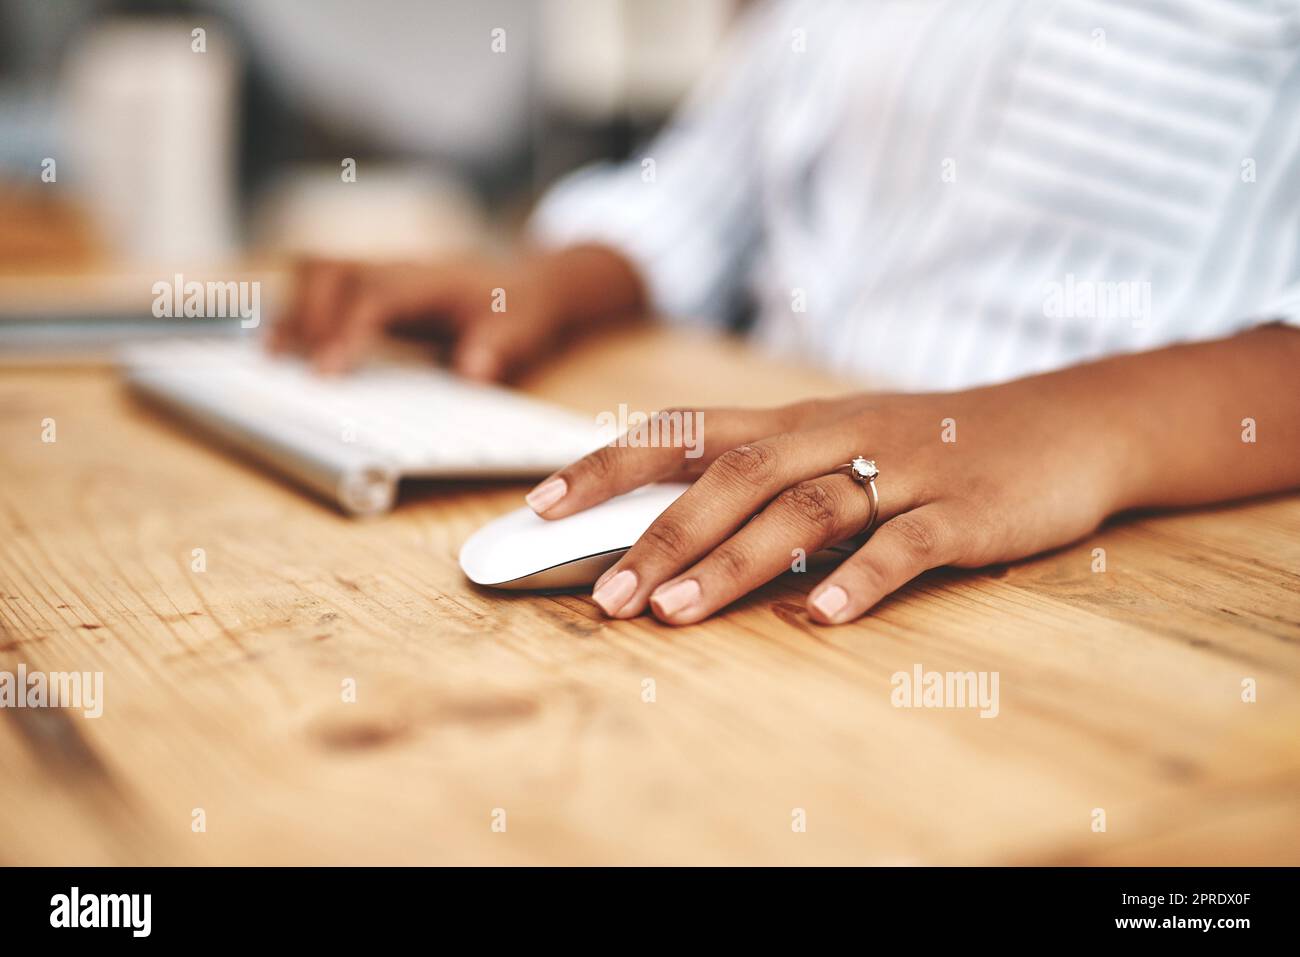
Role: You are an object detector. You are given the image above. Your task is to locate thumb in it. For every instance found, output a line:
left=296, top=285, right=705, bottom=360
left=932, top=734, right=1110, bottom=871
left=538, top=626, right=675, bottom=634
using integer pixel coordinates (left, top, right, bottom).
left=451, top=310, right=559, bottom=382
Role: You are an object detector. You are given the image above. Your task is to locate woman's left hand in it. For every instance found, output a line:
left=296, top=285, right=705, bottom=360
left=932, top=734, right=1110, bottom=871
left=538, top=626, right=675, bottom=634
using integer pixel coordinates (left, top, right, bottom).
left=524, top=382, right=1145, bottom=625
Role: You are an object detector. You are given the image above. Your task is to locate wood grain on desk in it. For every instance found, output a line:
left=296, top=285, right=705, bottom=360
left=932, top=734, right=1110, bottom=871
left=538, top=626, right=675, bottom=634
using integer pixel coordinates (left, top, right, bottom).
left=1, top=325, right=1298, bottom=865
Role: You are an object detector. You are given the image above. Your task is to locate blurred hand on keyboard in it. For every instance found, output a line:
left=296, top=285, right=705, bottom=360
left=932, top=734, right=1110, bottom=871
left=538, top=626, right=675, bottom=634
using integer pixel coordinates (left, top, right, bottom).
left=270, top=245, right=647, bottom=381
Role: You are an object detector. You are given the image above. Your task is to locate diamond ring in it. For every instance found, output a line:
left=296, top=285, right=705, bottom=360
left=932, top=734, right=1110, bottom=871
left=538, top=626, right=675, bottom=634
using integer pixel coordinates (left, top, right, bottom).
left=837, top=456, right=880, bottom=536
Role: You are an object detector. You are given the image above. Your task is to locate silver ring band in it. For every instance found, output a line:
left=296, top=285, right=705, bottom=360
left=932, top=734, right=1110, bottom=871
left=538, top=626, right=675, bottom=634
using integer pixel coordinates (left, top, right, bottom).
left=837, top=456, right=880, bottom=536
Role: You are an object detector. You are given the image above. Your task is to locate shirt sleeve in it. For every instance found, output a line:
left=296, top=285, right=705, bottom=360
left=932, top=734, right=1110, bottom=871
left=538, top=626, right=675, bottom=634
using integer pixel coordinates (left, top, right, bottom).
left=529, top=1, right=786, bottom=328
left=1242, top=282, right=1300, bottom=329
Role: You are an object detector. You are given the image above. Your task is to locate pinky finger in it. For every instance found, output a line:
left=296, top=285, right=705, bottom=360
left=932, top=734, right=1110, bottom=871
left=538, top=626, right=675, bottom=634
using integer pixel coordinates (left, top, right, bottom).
left=806, top=503, right=960, bottom=625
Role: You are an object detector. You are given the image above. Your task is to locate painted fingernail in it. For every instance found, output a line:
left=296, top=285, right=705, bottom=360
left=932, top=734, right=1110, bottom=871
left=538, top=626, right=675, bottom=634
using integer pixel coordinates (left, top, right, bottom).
left=525, top=477, right=567, bottom=513
left=650, top=579, right=701, bottom=619
left=317, top=355, right=348, bottom=375
left=460, top=347, right=497, bottom=381
left=811, top=585, right=848, bottom=622
left=592, top=569, right=637, bottom=616
left=593, top=564, right=618, bottom=591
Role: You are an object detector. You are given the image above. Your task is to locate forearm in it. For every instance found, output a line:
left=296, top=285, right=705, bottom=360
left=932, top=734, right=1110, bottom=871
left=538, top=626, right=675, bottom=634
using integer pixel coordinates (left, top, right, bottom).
left=999, top=323, right=1300, bottom=512
left=522, top=243, right=648, bottom=335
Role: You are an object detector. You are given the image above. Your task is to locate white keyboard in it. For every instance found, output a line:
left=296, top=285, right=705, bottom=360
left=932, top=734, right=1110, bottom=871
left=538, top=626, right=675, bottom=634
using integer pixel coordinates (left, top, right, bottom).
left=119, top=338, right=604, bottom=515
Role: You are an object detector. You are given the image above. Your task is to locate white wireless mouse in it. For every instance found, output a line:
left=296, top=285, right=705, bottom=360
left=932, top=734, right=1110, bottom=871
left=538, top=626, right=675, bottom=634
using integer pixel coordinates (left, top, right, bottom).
left=459, top=483, right=692, bottom=589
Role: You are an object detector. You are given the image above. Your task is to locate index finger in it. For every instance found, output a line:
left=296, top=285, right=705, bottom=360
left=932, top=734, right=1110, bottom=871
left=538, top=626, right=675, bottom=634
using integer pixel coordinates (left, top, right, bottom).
left=591, top=426, right=865, bottom=618
left=269, top=259, right=351, bottom=354
left=524, top=406, right=797, bottom=519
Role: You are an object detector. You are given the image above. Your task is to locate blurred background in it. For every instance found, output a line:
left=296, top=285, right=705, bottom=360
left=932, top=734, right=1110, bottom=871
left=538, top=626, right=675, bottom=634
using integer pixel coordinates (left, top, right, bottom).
left=0, top=0, right=736, bottom=329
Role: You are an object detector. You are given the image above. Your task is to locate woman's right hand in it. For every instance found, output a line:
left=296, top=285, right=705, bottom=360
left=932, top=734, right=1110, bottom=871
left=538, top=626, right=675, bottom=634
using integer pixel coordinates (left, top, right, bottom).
left=269, top=245, right=647, bottom=381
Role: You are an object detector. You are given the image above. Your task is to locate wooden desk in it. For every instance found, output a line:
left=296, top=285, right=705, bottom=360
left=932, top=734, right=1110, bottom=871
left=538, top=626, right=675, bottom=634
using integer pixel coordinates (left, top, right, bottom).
left=2, top=326, right=1298, bottom=865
